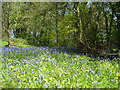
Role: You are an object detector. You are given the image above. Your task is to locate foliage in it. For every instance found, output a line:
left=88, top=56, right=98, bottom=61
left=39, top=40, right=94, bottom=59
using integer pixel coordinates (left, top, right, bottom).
left=0, top=41, right=8, bottom=47
left=1, top=38, right=31, bottom=47
left=2, top=2, right=120, bottom=54
left=1, top=2, right=119, bottom=88
left=1, top=47, right=119, bottom=88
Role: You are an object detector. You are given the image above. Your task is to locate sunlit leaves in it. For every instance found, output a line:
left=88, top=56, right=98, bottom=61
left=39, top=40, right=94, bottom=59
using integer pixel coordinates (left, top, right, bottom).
left=1, top=47, right=119, bottom=88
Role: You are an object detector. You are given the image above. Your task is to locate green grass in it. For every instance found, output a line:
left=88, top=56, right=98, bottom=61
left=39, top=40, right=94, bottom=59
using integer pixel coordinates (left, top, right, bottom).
left=0, top=40, right=8, bottom=47
left=0, top=38, right=31, bottom=47
left=1, top=47, right=119, bottom=88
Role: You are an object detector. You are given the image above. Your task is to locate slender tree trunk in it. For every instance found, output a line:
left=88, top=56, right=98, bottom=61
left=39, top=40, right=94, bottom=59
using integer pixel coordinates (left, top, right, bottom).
left=116, top=12, right=120, bottom=50
left=61, top=3, right=67, bottom=18
left=74, top=2, right=81, bottom=53
left=102, top=2, right=110, bottom=54
left=108, top=3, right=114, bottom=53
left=55, top=3, right=59, bottom=47
left=3, top=3, right=10, bottom=47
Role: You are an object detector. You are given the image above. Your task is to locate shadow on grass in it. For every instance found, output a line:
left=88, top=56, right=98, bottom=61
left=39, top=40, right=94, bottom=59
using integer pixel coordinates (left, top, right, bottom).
left=48, top=47, right=119, bottom=61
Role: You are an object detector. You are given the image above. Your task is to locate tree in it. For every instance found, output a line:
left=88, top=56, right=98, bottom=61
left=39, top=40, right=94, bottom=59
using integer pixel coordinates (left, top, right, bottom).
left=2, top=2, right=11, bottom=47
left=2, top=2, right=119, bottom=57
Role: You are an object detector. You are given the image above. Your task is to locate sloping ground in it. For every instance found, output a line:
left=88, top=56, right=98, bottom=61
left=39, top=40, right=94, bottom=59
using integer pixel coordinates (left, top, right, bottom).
left=1, top=38, right=119, bottom=60
left=0, top=47, right=119, bottom=88
left=48, top=47, right=77, bottom=54
left=46, top=47, right=120, bottom=61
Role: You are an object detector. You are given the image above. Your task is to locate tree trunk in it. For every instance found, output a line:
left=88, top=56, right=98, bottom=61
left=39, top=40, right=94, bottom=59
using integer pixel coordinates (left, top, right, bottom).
left=115, top=2, right=120, bottom=50
left=3, top=3, right=11, bottom=47
left=55, top=3, right=59, bottom=47
left=102, top=2, right=110, bottom=54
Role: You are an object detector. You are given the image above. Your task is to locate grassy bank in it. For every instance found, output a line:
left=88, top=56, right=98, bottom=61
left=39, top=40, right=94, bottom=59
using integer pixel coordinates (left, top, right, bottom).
left=1, top=47, right=119, bottom=88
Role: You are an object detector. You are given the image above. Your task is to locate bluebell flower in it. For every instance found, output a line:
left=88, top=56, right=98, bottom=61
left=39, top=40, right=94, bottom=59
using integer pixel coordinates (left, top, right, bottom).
left=69, top=76, right=72, bottom=79
left=89, top=69, right=95, bottom=74
left=8, top=63, right=11, bottom=65
left=43, top=83, right=50, bottom=88
left=40, top=73, right=44, bottom=76
left=1, top=58, right=4, bottom=61
left=54, top=73, right=56, bottom=76
left=20, top=63, right=23, bottom=65
left=39, top=81, right=42, bottom=83
left=61, top=74, right=65, bottom=77
left=17, top=79, right=21, bottom=82
left=56, top=84, right=62, bottom=88
left=22, top=72, right=25, bottom=74
left=94, top=74, right=98, bottom=77
left=97, top=71, right=100, bottom=75
left=35, top=66, right=38, bottom=69
left=85, top=73, right=89, bottom=77
left=52, top=70, right=55, bottom=72
left=73, top=73, right=76, bottom=76
left=111, top=79, right=115, bottom=82
left=8, top=71, right=11, bottom=75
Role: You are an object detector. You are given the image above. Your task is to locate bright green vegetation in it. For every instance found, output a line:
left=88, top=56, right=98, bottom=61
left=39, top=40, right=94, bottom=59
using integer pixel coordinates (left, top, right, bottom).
left=0, top=41, right=8, bottom=47
left=2, top=2, right=119, bottom=55
left=0, top=38, right=31, bottom=47
left=1, top=2, right=119, bottom=88
left=10, top=38, right=31, bottom=47
left=1, top=47, right=119, bottom=88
